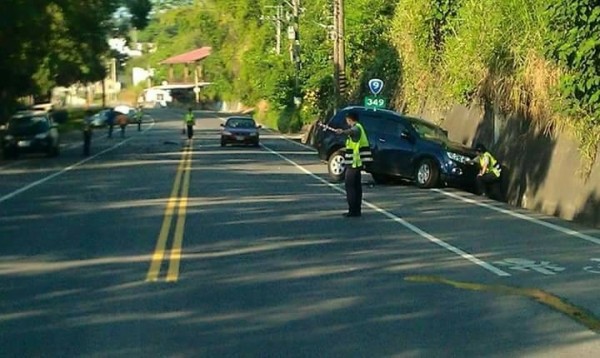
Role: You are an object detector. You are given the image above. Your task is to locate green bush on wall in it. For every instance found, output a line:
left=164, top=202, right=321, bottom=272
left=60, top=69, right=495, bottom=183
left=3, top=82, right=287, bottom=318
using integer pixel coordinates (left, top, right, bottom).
left=391, top=0, right=600, bottom=174
left=547, top=0, right=600, bottom=126
left=392, top=0, right=551, bottom=114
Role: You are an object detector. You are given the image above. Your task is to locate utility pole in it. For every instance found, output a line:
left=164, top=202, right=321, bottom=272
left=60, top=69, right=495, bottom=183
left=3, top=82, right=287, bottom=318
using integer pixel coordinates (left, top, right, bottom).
left=333, top=0, right=339, bottom=107
left=292, top=0, right=301, bottom=102
left=276, top=5, right=282, bottom=55
left=262, top=5, right=283, bottom=55
left=337, top=0, right=346, bottom=99
left=333, top=0, right=346, bottom=107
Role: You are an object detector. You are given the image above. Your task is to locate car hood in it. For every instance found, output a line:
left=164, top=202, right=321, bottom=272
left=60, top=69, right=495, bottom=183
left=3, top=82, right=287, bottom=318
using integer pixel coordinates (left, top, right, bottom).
left=425, top=137, right=477, bottom=157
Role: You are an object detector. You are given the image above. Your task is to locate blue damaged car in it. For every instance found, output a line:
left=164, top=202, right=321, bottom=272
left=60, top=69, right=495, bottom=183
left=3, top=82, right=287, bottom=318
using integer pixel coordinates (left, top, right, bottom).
left=314, top=106, right=478, bottom=188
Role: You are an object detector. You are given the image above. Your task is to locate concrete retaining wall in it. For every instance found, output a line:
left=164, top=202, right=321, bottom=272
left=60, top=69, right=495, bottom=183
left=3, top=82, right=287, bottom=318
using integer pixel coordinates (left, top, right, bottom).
left=441, top=103, right=600, bottom=228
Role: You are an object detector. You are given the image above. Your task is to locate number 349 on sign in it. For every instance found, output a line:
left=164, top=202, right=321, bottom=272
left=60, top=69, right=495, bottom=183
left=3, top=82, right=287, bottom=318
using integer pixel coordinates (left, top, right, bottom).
left=364, top=96, right=386, bottom=109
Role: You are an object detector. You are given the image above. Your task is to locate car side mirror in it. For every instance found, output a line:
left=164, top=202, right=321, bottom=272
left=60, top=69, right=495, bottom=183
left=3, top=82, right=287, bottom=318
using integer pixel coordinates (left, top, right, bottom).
left=220, top=123, right=225, bottom=127
left=257, top=125, right=262, bottom=129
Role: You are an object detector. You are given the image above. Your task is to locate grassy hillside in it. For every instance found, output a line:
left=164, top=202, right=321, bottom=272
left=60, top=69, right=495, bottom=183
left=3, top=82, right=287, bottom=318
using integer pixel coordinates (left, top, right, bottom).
left=390, top=0, right=600, bottom=173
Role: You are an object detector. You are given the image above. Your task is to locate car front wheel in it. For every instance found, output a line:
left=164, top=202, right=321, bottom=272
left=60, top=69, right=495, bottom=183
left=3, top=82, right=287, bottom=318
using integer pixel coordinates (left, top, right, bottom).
left=327, top=149, right=346, bottom=183
left=415, top=159, right=439, bottom=188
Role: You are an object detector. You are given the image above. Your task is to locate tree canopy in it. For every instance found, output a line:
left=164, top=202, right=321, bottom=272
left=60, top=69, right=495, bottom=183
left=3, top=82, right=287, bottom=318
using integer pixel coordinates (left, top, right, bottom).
left=0, top=0, right=151, bottom=118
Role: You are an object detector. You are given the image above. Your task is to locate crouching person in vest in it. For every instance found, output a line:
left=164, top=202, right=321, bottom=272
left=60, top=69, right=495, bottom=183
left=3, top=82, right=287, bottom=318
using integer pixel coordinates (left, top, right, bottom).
left=334, top=111, right=372, bottom=217
left=471, top=143, right=501, bottom=199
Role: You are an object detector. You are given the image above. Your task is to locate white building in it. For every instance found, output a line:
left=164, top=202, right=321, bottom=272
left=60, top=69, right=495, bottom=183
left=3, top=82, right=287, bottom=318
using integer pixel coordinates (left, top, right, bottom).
left=138, top=87, right=173, bottom=107
left=138, top=83, right=211, bottom=107
left=132, top=67, right=155, bottom=86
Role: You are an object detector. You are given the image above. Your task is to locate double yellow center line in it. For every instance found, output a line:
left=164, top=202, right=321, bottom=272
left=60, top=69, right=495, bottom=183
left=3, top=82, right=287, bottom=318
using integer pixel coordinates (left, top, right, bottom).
left=146, top=142, right=193, bottom=282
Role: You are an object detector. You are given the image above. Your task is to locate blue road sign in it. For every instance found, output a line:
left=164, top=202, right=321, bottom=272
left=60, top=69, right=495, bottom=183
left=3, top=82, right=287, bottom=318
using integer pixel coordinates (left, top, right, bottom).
left=368, top=79, right=384, bottom=96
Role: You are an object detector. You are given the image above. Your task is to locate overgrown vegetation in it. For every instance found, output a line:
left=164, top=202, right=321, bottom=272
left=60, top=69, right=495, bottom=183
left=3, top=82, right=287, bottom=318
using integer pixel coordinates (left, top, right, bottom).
left=391, top=0, right=600, bottom=174
left=546, top=0, right=600, bottom=173
left=135, top=0, right=400, bottom=132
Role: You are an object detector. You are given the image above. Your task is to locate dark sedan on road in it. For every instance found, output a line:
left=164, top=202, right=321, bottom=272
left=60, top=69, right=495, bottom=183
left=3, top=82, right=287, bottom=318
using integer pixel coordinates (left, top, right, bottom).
left=86, top=107, right=140, bottom=128
left=86, top=109, right=111, bottom=127
left=1, top=111, right=60, bottom=159
left=220, top=116, right=261, bottom=147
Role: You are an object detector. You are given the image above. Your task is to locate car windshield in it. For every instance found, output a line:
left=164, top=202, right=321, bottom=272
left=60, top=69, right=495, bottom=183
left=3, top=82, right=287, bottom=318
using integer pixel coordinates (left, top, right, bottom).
left=92, top=110, right=108, bottom=119
left=8, top=116, right=49, bottom=135
left=226, top=118, right=256, bottom=128
left=406, top=118, right=448, bottom=141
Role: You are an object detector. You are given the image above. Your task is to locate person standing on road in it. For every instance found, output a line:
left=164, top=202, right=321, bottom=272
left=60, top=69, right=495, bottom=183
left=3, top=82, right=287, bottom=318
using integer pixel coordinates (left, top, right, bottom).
left=135, top=106, right=143, bottom=131
left=82, top=121, right=92, bottom=156
left=117, top=112, right=128, bottom=138
left=334, top=111, right=372, bottom=217
left=184, top=108, right=195, bottom=139
left=106, top=108, right=116, bottom=138
left=470, top=143, right=501, bottom=198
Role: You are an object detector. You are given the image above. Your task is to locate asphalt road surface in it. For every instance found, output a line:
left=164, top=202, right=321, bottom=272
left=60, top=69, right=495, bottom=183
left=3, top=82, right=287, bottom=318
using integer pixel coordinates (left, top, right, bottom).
left=1, top=108, right=599, bottom=357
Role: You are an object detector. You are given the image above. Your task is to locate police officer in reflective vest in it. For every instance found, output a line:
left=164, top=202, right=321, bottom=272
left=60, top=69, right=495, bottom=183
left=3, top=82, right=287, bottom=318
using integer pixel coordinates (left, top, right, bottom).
left=335, top=111, right=373, bottom=217
left=135, top=106, right=143, bottom=131
left=184, top=108, right=195, bottom=139
left=471, top=143, right=501, bottom=198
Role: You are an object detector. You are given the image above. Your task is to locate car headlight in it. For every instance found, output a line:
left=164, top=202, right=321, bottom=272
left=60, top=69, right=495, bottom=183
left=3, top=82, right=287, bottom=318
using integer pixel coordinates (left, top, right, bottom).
left=447, top=152, right=470, bottom=164
left=4, top=134, right=14, bottom=141
left=222, top=131, right=232, bottom=136
left=249, top=132, right=258, bottom=136
left=35, top=133, right=49, bottom=139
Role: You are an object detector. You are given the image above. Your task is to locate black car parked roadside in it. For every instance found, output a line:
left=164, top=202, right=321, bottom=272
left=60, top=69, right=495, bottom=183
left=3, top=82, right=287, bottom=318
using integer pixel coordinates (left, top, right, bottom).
left=1, top=111, right=60, bottom=159
left=313, top=106, right=478, bottom=188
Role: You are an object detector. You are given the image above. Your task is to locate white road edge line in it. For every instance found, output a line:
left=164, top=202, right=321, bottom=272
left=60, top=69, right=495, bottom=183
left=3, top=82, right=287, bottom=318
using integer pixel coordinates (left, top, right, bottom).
left=432, top=189, right=600, bottom=245
left=0, top=120, right=156, bottom=205
left=260, top=143, right=511, bottom=277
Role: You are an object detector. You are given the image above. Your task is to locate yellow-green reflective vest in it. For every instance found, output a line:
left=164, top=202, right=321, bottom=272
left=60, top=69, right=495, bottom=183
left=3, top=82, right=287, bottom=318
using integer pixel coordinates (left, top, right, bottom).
left=480, top=151, right=501, bottom=177
left=344, top=123, right=372, bottom=168
left=185, top=113, right=194, bottom=124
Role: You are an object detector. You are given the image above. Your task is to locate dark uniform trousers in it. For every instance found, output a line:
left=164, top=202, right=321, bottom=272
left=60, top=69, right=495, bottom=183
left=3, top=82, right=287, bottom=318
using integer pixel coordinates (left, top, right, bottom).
left=345, top=166, right=362, bottom=215
left=83, top=128, right=92, bottom=156
left=186, top=124, right=194, bottom=139
left=476, top=173, right=500, bottom=198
